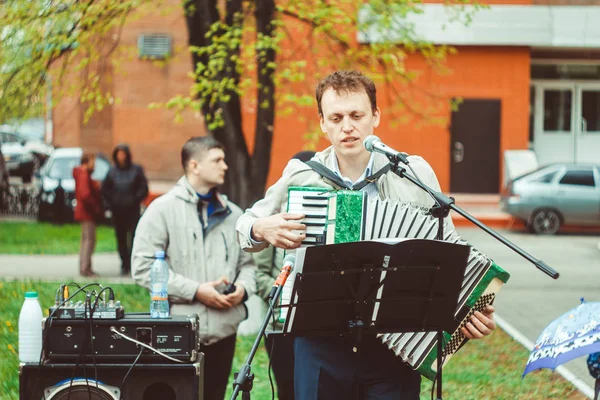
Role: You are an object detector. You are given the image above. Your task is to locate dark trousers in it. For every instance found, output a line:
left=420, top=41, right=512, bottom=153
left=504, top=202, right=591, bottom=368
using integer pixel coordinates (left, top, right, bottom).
left=112, top=209, right=139, bottom=274
left=79, top=221, right=96, bottom=275
left=265, top=334, right=295, bottom=400
left=294, top=335, right=421, bottom=400
left=200, top=334, right=237, bottom=400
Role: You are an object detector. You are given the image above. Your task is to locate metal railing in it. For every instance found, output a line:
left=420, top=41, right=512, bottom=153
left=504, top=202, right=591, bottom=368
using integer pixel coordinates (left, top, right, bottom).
left=0, top=185, right=40, bottom=218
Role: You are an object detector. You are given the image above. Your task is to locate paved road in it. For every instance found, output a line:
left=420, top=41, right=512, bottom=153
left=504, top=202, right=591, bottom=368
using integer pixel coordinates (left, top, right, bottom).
left=2, top=227, right=599, bottom=396
left=0, top=251, right=265, bottom=336
left=460, top=227, right=600, bottom=397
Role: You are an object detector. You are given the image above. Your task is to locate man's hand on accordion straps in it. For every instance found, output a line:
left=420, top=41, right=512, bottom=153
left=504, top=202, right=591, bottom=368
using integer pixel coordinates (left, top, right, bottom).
left=251, top=213, right=307, bottom=249
left=461, top=305, right=496, bottom=340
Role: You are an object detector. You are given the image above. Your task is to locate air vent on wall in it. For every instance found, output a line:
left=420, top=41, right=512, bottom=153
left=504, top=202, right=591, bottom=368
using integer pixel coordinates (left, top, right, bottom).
left=137, top=34, right=172, bottom=59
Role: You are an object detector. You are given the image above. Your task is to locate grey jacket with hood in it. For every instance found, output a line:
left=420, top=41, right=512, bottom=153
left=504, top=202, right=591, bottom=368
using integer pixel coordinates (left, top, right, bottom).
left=132, top=176, right=256, bottom=345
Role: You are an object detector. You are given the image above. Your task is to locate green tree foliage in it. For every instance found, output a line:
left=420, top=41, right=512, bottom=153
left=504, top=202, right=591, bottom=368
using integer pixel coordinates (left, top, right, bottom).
left=0, top=0, right=146, bottom=122
left=0, top=0, right=479, bottom=207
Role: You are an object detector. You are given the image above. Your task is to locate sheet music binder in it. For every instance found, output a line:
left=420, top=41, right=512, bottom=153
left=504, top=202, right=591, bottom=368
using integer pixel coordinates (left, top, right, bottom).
left=280, top=239, right=469, bottom=341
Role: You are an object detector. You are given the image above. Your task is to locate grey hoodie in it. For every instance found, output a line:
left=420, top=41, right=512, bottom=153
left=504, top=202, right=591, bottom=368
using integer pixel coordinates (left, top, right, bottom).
left=132, top=176, right=256, bottom=345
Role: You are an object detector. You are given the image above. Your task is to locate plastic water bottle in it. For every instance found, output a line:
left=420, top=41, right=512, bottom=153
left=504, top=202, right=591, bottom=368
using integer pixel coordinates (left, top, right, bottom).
left=18, top=291, right=43, bottom=363
left=150, top=250, right=170, bottom=318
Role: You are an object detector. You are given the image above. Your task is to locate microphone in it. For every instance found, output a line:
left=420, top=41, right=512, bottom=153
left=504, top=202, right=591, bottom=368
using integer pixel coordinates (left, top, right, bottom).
left=364, top=135, right=410, bottom=165
left=268, top=254, right=296, bottom=300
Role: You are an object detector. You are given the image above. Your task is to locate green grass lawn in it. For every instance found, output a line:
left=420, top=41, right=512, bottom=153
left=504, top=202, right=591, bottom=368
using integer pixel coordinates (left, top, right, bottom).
left=0, top=221, right=116, bottom=254
left=0, top=280, right=587, bottom=400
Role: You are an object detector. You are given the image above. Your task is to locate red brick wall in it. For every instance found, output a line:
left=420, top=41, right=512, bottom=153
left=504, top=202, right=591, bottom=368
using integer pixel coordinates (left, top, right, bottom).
left=533, top=0, right=600, bottom=4
left=53, top=0, right=207, bottom=180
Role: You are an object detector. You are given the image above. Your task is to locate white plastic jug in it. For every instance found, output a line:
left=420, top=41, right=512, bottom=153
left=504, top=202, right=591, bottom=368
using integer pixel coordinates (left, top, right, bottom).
left=18, top=291, right=43, bottom=363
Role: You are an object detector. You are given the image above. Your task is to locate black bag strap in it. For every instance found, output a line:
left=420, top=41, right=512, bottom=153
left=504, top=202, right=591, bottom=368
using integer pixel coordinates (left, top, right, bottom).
left=352, top=164, right=391, bottom=190
left=304, top=160, right=350, bottom=189
left=304, top=160, right=390, bottom=191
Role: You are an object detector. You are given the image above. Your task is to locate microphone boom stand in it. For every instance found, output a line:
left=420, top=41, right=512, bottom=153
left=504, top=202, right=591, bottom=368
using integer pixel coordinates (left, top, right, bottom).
left=230, top=284, right=285, bottom=400
left=387, top=157, right=560, bottom=279
left=387, top=155, right=559, bottom=400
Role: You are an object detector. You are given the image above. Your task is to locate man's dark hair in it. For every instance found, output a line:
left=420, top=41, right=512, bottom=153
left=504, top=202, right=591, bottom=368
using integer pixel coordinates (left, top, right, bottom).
left=81, top=152, right=95, bottom=166
left=315, top=70, right=377, bottom=117
left=181, top=136, right=225, bottom=171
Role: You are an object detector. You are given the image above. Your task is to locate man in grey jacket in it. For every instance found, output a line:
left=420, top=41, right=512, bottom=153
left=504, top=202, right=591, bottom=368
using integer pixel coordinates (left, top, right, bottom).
left=132, top=136, right=256, bottom=400
left=236, top=70, right=496, bottom=399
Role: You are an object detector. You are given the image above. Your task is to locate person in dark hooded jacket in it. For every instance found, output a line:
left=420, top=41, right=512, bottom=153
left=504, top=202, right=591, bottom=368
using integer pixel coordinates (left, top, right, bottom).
left=101, top=144, right=149, bottom=276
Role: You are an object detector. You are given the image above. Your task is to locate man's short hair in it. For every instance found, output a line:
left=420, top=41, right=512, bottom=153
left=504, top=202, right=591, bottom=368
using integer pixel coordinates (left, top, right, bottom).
left=181, top=136, right=225, bottom=171
left=81, top=152, right=95, bottom=166
left=315, top=70, right=377, bottom=116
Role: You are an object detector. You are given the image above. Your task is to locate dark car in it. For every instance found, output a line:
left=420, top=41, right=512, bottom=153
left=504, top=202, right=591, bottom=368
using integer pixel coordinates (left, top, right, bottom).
left=501, top=163, right=600, bottom=234
left=0, top=131, right=54, bottom=183
left=0, top=148, right=9, bottom=211
left=37, top=147, right=110, bottom=222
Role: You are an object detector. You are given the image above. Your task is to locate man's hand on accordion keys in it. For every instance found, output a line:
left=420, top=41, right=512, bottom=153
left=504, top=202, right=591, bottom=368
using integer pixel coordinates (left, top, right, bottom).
left=461, top=305, right=496, bottom=340
left=251, top=212, right=307, bottom=249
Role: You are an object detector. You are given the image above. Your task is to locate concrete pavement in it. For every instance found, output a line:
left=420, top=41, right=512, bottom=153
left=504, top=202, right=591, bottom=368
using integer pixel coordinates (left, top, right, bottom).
left=0, top=252, right=129, bottom=282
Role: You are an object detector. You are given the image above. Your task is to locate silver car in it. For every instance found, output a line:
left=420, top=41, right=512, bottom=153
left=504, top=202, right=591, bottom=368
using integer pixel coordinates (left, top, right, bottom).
left=501, top=164, right=600, bottom=234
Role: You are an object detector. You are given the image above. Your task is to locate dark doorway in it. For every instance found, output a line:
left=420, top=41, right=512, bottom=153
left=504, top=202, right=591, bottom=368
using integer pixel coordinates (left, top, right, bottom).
left=450, top=99, right=501, bottom=193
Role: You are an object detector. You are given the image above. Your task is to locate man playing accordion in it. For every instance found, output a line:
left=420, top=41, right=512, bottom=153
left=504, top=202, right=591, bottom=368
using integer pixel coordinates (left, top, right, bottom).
left=236, top=70, right=496, bottom=400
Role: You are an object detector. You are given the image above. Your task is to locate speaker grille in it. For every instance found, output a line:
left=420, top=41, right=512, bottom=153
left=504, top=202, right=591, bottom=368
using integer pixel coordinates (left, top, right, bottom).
left=43, top=379, right=119, bottom=399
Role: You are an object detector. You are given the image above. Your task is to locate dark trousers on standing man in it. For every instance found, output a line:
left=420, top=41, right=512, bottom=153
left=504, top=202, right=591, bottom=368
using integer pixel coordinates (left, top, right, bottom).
left=294, top=335, right=421, bottom=400
left=200, top=334, right=237, bottom=400
left=112, top=208, right=140, bottom=275
left=79, top=220, right=96, bottom=276
left=265, top=333, right=295, bottom=400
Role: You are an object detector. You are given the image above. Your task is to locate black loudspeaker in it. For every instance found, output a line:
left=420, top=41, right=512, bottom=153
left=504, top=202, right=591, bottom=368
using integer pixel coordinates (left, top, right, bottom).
left=19, top=361, right=204, bottom=400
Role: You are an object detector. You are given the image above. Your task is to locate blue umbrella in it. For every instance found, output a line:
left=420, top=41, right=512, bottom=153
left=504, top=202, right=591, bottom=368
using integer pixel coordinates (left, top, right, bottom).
left=524, top=299, right=600, bottom=377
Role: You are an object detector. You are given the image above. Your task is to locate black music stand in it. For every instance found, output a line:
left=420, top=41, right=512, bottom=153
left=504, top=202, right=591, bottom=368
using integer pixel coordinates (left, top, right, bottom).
left=279, top=239, right=470, bottom=400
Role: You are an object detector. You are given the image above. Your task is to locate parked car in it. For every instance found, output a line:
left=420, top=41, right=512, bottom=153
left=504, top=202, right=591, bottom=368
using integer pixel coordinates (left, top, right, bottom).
left=0, top=148, right=8, bottom=211
left=0, top=131, right=53, bottom=183
left=36, top=148, right=110, bottom=222
left=501, top=163, right=600, bottom=234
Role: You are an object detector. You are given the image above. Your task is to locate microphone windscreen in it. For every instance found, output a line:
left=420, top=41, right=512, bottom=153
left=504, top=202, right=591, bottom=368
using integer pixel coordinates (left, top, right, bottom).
left=283, top=254, right=296, bottom=268
left=364, top=135, right=381, bottom=151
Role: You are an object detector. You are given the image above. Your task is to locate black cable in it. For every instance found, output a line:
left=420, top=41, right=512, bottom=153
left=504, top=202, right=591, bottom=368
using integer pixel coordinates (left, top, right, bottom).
left=266, top=332, right=276, bottom=400
left=34, top=282, right=103, bottom=400
left=89, top=286, right=116, bottom=391
left=266, top=296, right=278, bottom=400
left=120, top=347, right=144, bottom=399
left=86, top=292, right=98, bottom=398
left=81, top=294, right=93, bottom=400
left=264, top=298, right=279, bottom=400
left=67, top=294, right=93, bottom=400
left=68, top=285, right=114, bottom=400
left=89, top=286, right=115, bottom=393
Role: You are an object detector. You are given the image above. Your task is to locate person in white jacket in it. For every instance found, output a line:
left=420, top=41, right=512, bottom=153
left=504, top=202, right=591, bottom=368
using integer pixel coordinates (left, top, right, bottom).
left=132, top=136, right=256, bottom=400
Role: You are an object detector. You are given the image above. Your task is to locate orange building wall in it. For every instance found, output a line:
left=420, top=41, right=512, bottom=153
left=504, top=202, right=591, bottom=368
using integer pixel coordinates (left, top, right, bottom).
left=53, top=1, right=207, bottom=179
left=262, top=46, right=531, bottom=192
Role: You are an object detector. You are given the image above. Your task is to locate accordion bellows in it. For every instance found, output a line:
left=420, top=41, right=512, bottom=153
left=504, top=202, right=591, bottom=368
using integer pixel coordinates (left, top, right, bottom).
left=282, top=187, right=510, bottom=381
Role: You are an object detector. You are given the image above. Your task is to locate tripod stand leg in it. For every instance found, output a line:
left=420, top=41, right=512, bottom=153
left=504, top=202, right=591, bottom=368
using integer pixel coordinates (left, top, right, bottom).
left=437, top=330, right=443, bottom=400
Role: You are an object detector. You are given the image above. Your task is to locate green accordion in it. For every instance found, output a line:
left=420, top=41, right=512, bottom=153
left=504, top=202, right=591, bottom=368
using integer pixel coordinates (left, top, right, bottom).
left=281, top=187, right=510, bottom=381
